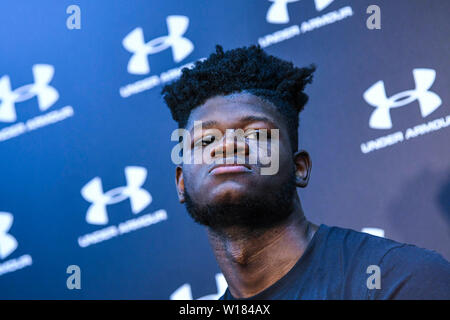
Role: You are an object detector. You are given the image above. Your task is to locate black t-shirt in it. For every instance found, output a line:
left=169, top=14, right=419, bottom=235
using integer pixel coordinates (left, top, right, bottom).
left=219, top=224, right=450, bottom=300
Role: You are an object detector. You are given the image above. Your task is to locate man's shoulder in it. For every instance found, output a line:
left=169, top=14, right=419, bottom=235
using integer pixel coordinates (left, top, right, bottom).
left=323, top=224, right=449, bottom=267
left=373, top=242, right=450, bottom=299
left=321, top=224, right=450, bottom=299
left=320, top=224, right=405, bottom=259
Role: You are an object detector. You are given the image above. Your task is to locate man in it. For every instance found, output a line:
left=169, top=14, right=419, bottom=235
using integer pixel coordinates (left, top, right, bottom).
left=161, top=45, right=450, bottom=299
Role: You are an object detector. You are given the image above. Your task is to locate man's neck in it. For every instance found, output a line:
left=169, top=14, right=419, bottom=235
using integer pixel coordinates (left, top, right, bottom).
left=206, top=199, right=317, bottom=298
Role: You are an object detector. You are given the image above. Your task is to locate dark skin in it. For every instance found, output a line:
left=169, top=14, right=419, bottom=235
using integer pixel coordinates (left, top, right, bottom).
left=175, top=92, right=318, bottom=298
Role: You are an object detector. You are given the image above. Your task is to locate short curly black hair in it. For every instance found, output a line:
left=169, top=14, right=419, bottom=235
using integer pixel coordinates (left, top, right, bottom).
left=161, top=45, right=315, bottom=152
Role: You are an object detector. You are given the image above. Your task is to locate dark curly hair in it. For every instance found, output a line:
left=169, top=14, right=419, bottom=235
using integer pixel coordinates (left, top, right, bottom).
left=161, top=45, right=315, bottom=152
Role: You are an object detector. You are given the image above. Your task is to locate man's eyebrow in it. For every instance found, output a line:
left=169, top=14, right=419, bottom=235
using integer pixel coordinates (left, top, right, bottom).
left=189, top=116, right=278, bottom=133
left=239, top=115, right=277, bottom=127
left=190, top=120, right=218, bottom=134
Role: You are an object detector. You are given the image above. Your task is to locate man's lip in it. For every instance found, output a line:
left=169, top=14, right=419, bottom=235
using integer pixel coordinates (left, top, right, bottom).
left=209, top=163, right=252, bottom=175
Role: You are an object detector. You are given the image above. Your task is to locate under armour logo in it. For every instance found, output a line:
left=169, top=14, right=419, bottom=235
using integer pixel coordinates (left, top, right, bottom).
left=0, top=212, right=18, bottom=260
left=314, top=0, right=335, bottom=11
left=364, top=68, right=442, bottom=129
left=122, top=15, right=194, bottom=75
left=170, top=273, right=228, bottom=300
left=266, top=0, right=335, bottom=24
left=81, top=166, right=152, bottom=225
left=0, top=64, right=59, bottom=123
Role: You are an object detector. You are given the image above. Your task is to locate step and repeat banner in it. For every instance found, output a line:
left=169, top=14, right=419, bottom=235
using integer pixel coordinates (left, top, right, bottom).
left=0, top=0, right=449, bottom=299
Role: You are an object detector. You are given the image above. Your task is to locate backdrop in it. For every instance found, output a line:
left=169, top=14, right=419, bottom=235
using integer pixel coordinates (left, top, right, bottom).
left=0, top=0, right=449, bottom=299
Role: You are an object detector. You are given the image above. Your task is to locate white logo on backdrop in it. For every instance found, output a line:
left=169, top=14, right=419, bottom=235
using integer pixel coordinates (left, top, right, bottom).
left=0, top=64, right=59, bottom=123
left=314, top=0, right=335, bottom=11
left=364, top=68, right=442, bottom=129
left=0, top=212, right=33, bottom=277
left=361, top=228, right=385, bottom=238
left=0, top=212, right=18, bottom=259
left=81, top=166, right=152, bottom=225
left=123, top=15, right=194, bottom=75
left=266, top=0, right=335, bottom=23
left=171, top=273, right=228, bottom=300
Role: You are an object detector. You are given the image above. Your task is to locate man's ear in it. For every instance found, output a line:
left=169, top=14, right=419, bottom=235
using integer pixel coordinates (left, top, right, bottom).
left=293, top=150, right=312, bottom=188
left=175, top=166, right=185, bottom=203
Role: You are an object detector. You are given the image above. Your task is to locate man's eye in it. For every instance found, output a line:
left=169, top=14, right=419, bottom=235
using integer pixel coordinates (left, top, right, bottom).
left=195, top=135, right=215, bottom=147
left=245, top=130, right=260, bottom=140
left=246, top=129, right=270, bottom=140
left=245, top=129, right=272, bottom=141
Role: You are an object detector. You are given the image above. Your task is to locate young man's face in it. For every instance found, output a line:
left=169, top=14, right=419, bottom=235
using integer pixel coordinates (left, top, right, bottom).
left=175, top=92, right=311, bottom=230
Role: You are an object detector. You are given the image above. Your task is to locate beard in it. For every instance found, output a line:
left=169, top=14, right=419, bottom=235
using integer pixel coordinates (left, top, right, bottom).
left=183, top=170, right=297, bottom=231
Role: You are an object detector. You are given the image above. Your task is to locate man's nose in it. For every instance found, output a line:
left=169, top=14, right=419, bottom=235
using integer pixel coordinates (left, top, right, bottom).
left=210, top=131, right=249, bottom=159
